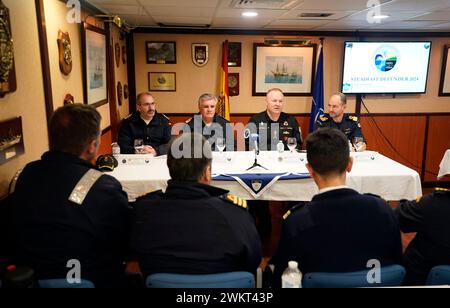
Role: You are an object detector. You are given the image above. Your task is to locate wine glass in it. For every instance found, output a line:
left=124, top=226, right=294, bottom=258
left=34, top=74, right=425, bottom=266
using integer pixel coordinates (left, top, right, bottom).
left=353, top=137, right=364, bottom=152
left=134, top=139, right=144, bottom=154
left=287, top=137, right=297, bottom=153
left=216, top=137, right=226, bottom=154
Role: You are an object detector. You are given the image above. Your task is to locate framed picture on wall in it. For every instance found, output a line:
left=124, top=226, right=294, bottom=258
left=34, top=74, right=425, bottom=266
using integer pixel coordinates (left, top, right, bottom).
left=0, top=117, right=24, bottom=165
left=81, top=23, right=108, bottom=107
left=228, top=42, right=242, bottom=67
left=146, top=41, right=176, bottom=64
left=439, top=45, right=450, bottom=96
left=252, top=43, right=317, bottom=96
left=148, top=72, right=176, bottom=91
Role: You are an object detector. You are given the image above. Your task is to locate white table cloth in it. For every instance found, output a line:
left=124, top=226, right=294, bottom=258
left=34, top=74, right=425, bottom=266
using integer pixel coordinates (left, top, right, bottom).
left=438, top=150, right=450, bottom=179
left=109, top=151, right=422, bottom=202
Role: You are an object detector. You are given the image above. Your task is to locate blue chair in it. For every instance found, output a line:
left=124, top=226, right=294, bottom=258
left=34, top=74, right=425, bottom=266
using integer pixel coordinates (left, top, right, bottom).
left=426, top=265, right=450, bottom=285
left=38, top=279, right=95, bottom=288
left=303, top=265, right=406, bottom=288
left=146, top=272, right=254, bottom=288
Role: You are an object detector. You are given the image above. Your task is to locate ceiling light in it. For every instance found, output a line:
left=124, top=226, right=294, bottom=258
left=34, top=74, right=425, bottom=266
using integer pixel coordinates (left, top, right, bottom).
left=242, top=11, right=258, bottom=17
left=373, top=14, right=390, bottom=20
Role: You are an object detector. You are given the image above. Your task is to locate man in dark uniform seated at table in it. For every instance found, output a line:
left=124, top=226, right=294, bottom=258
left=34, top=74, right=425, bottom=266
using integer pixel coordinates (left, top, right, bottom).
left=131, top=133, right=261, bottom=277
left=316, top=92, right=366, bottom=152
left=185, top=93, right=234, bottom=151
left=8, top=104, right=130, bottom=288
left=395, top=188, right=450, bottom=285
left=248, top=88, right=302, bottom=151
left=118, top=92, right=171, bottom=155
left=247, top=88, right=303, bottom=239
left=270, top=128, right=402, bottom=287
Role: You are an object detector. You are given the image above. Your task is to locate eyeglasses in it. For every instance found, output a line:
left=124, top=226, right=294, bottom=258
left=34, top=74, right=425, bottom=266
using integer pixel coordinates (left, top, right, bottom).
left=139, top=102, right=155, bottom=107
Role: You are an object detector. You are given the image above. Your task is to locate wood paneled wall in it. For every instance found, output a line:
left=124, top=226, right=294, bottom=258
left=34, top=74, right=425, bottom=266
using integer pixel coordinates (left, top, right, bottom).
left=164, top=113, right=450, bottom=185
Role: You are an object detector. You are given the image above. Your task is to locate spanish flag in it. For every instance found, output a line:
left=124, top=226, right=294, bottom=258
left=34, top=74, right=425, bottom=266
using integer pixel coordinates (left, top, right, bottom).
left=217, top=40, right=230, bottom=121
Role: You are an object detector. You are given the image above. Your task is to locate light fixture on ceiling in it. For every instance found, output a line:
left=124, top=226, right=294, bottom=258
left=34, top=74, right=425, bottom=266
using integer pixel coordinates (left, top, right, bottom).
left=242, top=11, right=258, bottom=17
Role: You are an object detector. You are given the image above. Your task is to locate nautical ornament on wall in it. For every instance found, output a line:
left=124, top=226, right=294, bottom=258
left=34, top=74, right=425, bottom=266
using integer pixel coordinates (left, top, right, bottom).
left=115, top=42, right=120, bottom=67
left=117, top=81, right=122, bottom=106
left=0, top=0, right=17, bottom=98
left=57, top=30, right=73, bottom=76
left=192, top=43, right=209, bottom=67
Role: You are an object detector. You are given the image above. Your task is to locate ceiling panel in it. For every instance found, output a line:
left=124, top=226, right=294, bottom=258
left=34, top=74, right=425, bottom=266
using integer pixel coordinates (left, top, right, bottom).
left=138, top=0, right=220, bottom=7
left=143, top=6, right=216, bottom=17
left=267, top=19, right=333, bottom=28
left=280, top=10, right=356, bottom=20
left=215, top=8, right=289, bottom=18
left=152, top=16, right=213, bottom=25
left=211, top=17, right=272, bottom=28
left=379, top=0, right=450, bottom=12
left=299, top=0, right=392, bottom=11
left=98, top=4, right=141, bottom=15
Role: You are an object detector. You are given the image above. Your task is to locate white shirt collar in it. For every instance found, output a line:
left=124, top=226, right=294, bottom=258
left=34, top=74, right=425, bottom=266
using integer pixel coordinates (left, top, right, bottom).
left=318, top=185, right=349, bottom=195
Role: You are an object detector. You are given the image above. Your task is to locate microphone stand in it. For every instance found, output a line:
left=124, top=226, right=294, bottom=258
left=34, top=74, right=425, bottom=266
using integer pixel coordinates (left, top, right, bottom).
left=246, top=142, right=267, bottom=171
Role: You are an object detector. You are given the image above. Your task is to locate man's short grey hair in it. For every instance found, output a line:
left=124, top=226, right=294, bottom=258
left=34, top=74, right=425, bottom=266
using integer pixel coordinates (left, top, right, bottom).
left=198, top=93, right=218, bottom=107
left=136, top=92, right=154, bottom=105
left=332, top=92, right=347, bottom=105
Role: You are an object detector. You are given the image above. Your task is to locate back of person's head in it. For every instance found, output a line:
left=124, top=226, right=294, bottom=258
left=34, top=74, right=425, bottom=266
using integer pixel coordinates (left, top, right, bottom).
left=49, top=104, right=101, bottom=156
left=167, top=133, right=212, bottom=182
left=306, top=128, right=349, bottom=177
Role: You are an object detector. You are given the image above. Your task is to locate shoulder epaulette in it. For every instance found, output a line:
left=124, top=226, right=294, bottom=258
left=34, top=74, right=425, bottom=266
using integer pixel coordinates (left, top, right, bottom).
left=125, top=113, right=133, bottom=119
left=8, top=169, right=23, bottom=194
left=348, top=115, right=359, bottom=122
left=435, top=187, right=450, bottom=194
left=68, top=169, right=103, bottom=206
left=283, top=202, right=306, bottom=220
left=136, top=189, right=162, bottom=201
left=222, top=194, right=248, bottom=209
left=319, top=115, right=329, bottom=122
left=160, top=113, right=170, bottom=121
left=185, top=118, right=193, bottom=124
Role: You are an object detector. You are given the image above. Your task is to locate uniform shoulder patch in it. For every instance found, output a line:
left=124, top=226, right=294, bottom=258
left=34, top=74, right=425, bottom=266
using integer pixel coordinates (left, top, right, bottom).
left=283, top=202, right=307, bottom=220
left=136, top=189, right=162, bottom=201
left=435, top=187, right=450, bottom=195
left=68, top=169, right=104, bottom=206
left=348, top=115, right=359, bottom=122
left=185, top=117, right=193, bottom=124
left=221, top=194, right=248, bottom=209
left=319, top=115, right=329, bottom=122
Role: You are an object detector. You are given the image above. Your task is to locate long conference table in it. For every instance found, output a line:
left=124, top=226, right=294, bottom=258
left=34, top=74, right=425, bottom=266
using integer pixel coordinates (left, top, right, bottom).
left=109, top=151, right=422, bottom=202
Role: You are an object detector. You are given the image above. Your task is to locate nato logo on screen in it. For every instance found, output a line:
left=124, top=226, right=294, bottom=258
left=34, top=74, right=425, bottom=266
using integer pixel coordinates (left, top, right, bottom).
left=374, top=46, right=398, bottom=72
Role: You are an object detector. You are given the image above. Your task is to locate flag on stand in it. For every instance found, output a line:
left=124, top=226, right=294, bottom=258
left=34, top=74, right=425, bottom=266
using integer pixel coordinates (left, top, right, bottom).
left=217, top=40, right=230, bottom=120
left=309, top=42, right=324, bottom=132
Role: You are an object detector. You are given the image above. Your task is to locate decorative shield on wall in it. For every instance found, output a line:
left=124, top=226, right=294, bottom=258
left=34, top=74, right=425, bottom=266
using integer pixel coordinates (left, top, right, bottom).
left=124, top=84, right=128, bottom=99
left=115, top=43, right=120, bottom=67
left=57, top=30, right=73, bottom=76
left=117, top=81, right=122, bottom=106
left=192, top=43, right=209, bottom=67
left=0, top=0, right=17, bottom=97
left=122, top=45, right=126, bottom=64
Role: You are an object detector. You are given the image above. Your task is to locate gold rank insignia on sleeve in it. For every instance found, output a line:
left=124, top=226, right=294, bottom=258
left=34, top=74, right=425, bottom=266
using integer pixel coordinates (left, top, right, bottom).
left=319, top=116, right=328, bottom=122
left=283, top=210, right=292, bottom=220
left=225, top=194, right=248, bottom=209
left=415, top=196, right=423, bottom=203
left=349, top=116, right=359, bottom=122
left=435, top=187, right=449, bottom=193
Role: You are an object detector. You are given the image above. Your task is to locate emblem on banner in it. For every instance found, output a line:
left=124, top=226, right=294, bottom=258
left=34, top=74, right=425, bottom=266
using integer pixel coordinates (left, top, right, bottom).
left=192, top=43, right=209, bottom=67
left=251, top=180, right=263, bottom=192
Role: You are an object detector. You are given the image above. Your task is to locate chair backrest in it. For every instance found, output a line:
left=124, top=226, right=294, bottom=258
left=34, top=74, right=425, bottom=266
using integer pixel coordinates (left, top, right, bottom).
left=38, top=279, right=95, bottom=288
left=303, top=265, right=406, bottom=288
left=426, top=265, right=450, bottom=285
left=146, top=272, right=254, bottom=288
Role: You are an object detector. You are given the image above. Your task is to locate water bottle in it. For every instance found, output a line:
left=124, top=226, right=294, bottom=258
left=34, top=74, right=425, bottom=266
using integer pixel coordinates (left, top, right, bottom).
left=277, top=140, right=284, bottom=154
left=112, top=142, right=120, bottom=158
left=348, top=140, right=354, bottom=152
left=281, top=261, right=302, bottom=288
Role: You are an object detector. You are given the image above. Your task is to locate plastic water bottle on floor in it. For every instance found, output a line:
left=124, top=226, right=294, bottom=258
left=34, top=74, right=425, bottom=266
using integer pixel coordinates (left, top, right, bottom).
left=281, top=261, right=302, bottom=288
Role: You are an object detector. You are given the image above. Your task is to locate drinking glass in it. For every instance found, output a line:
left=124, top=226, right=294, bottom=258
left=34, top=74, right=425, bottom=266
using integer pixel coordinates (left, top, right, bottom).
left=353, top=137, right=364, bottom=152
left=287, top=137, right=297, bottom=153
left=216, top=137, right=226, bottom=154
left=134, top=139, right=144, bottom=154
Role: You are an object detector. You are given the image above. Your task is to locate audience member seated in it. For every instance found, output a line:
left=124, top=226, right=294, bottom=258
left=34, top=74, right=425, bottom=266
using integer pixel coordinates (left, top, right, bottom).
left=8, top=104, right=130, bottom=288
left=118, top=92, right=171, bottom=155
left=185, top=93, right=234, bottom=151
left=395, top=188, right=450, bottom=285
left=132, top=133, right=261, bottom=278
left=270, top=128, right=402, bottom=287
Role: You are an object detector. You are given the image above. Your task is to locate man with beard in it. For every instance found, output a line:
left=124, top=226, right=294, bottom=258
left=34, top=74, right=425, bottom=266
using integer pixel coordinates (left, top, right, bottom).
left=118, top=92, right=171, bottom=155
